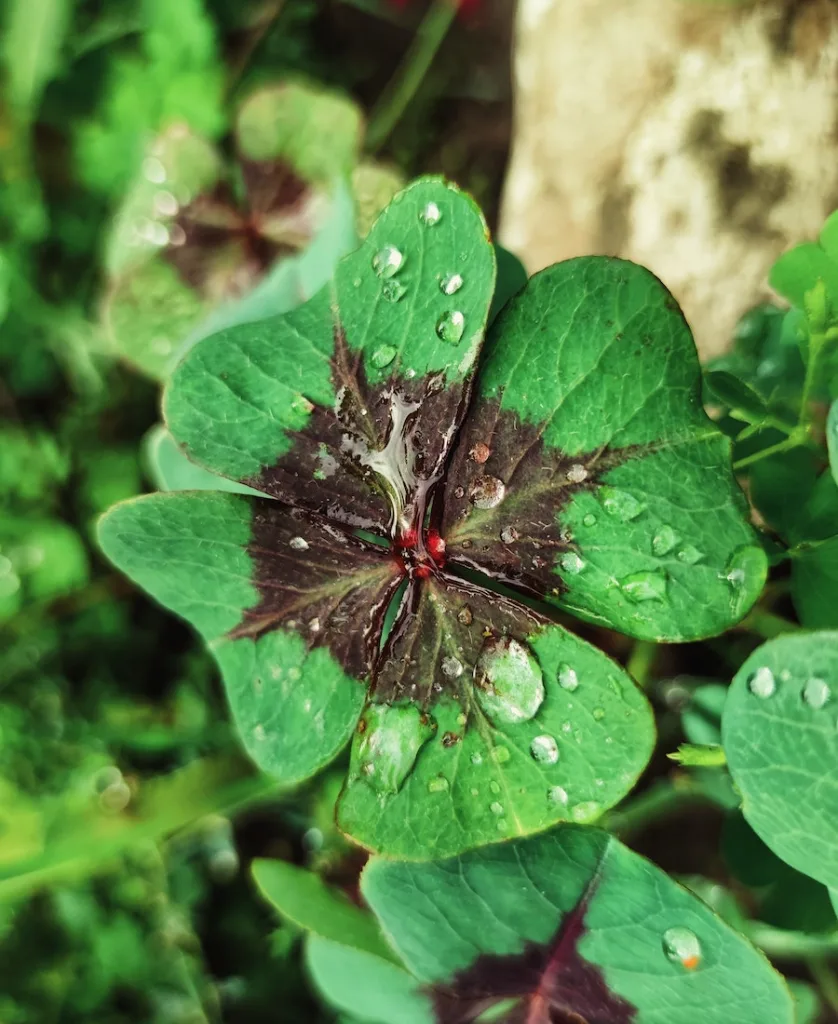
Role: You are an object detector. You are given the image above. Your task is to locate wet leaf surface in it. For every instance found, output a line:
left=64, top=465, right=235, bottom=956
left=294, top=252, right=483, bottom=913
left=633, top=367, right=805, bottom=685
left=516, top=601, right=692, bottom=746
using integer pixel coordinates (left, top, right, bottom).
left=723, top=632, right=838, bottom=889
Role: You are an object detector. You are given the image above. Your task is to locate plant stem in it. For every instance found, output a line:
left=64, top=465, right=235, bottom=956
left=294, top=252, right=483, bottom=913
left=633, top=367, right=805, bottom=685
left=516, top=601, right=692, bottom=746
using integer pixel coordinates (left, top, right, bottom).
left=626, top=640, right=657, bottom=689
left=732, top=436, right=800, bottom=471
left=745, top=924, right=838, bottom=960
left=603, top=777, right=708, bottom=839
left=739, top=607, right=802, bottom=639
left=366, top=0, right=458, bottom=152
left=808, top=956, right=838, bottom=1014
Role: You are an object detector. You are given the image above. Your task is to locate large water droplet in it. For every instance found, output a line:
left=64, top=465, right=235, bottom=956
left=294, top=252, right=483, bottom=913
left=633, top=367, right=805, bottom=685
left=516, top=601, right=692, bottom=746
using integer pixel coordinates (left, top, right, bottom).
left=566, top=463, right=588, bottom=484
left=652, top=525, right=678, bottom=556
left=559, top=552, right=585, bottom=575
left=382, top=280, right=406, bottom=303
left=371, top=344, right=397, bottom=369
left=530, top=734, right=559, bottom=764
left=592, top=707, right=605, bottom=721
left=436, top=311, right=465, bottom=345
left=469, top=475, right=506, bottom=509
left=571, top=801, right=601, bottom=822
left=353, top=702, right=434, bottom=795
left=442, top=655, right=464, bottom=679
left=548, top=785, right=569, bottom=805
left=372, top=245, right=404, bottom=279
left=419, top=201, right=441, bottom=225
left=491, top=746, right=511, bottom=764
left=489, top=801, right=504, bottom=816
left=662, top=927, right=702, bottom=970
left=621, top=570, right=667, bottom=602
left=722, top=545, right=766, bottom=616
left=440, top=273, right=463, bottom=295
left=500, top=526, right=519, bottom=544
left=803, top=677, right=830, bottom=709
left=748, top=666, right=776, bottom=699
left=427, top=776, right=449, bottom=793
left=600, top=486, right=645, bottom=521
left=475, top=638, right=545, bottom=725
left=582, top=513, right=597, bottom=527
left=677, top=545, right=703, bottom=565
left=289, top=536, right=309, bottom=551
left=558, top=663, right=579, bottom=691
left=154, top=190, right=178, bottom=217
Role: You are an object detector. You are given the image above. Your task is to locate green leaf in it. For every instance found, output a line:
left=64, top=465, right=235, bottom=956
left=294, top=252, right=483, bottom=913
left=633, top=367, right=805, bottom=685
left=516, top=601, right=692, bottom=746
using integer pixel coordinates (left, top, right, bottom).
left=251, top=859, right=395, bottom=962
left=98, top=492, right=399, bottom=785
left=489, top=243, right=527, bottom=323
left=361, top=826, right=793, bottom=1023
left=305, top=935, right=434, bottom=1024
left=681, top=683, right=728, bottom=746
left=668, top=743, right=726, bottom=767
left=791, top=536, right=838, bottom=629
left=722, top=632, right=838, bottom=890
left=338, top=575, right=653, bottom=859
left=1, top=0, right=71, bottom=115
left=769, top=242, right=838, bottom=313
left=704, top=369, right=769, bottom=423
left=143, top=425, right=261, bottom=494
left=165, top=177, right=496, bottom=527
left=441, top=258, right=766, bottom=641
left=828, top=400, right=838, bottom=486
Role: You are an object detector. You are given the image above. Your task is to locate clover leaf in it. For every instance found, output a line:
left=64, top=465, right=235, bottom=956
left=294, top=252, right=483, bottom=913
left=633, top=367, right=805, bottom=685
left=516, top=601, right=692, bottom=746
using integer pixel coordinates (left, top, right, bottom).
left=255, top=828, right=793, bottom=1023
left=723, top=632, right=838, bottom=891
left=99, top=177, right=764, bottom=859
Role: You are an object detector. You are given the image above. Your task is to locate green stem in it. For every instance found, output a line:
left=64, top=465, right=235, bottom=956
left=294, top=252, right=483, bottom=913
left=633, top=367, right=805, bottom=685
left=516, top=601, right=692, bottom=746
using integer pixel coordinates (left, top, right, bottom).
left=366, top=0, right=458, bottom=152
left=739, top=607, right=802, bottom=640
left=626, top=640, right=657, bottom=689
left=744, top=924, right=838, bottom=960
left=732, top=436, right=801, bottom=471
left=808, top=956, right=838, bottom=1014
left=603, top=777, right=708, bottom=839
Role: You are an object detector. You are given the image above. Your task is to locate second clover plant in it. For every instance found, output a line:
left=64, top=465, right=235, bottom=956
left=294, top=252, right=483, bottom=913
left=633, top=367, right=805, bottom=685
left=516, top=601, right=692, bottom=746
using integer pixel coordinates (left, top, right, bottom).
left=99, top=178, right=766, bottom=859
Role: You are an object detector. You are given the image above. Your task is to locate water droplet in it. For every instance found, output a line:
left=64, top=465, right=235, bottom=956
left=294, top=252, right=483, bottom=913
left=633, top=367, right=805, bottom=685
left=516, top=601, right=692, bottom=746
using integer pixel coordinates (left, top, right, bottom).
left=289, top=536, right=309, bottom=551
left=582, top=513, right=597, bottom=527
left=496, top=818, right=509, bottom=833
left=253, top=724, right=266, bottom=742
left=372, top=245, right=404, bottom=279
left=748, top=666, right=776, bottom=699
left=353, top=703, right=435, bottom=795
left=500, top=526, right=519, bottom=544
left=559, top=552, right=585, bottom=575
left=457, top=606, right=473, bottom=625
left=470, top=752, right=483, bottom=765
left=308, top=617, right=321, bottom=632
left=567, top=463, right=588, bottom=484
left=436, top=311, right=465, bottom=345
left=142, top=156, right=167, bottom=183
left=475, top=637, right=545, bottom=725
left=491, top=746, right=511, bottom=764
left=469, top=475, right=506, bottom=509
left=490, top=801, right=504, bottom=816
left=548, top=785, right=569, bottom=805
left=600, top=486, right=646, bottom=521
left=803, top=677, right=830, bottom=709
left=428, top=776, right=449, bottom=793
left=662, top=927, right=702, bottom=970
left=592, top=707, right=605, bottom=721
left=530, top=734, right=559, bottom=764
left=442, top=655, right=464, bottom=679
left=470, top=442, right=491, bottom=464
left=382, top=280, right=406, bottom=303
left=571, top=801, right=601, bottom=822
left=419, top=201, right=441, bottom=225
left=169, top=224, right=186, bottom=246
left=558, top=664, right=579, bottom=691
left=722, top=545, right=766, bottom=616
left=371, top=344, right=397, bottom=369
left=153, top=190, right=178, bottom=218
left=489, top=780, right=501, bottom=794
left=677, top=545, right=703, bottom=565
left=652, top=525, right=678, bottom=556
left=440, top=273, right=463, bottom=295
left=621, top=570, right=667, bottom=602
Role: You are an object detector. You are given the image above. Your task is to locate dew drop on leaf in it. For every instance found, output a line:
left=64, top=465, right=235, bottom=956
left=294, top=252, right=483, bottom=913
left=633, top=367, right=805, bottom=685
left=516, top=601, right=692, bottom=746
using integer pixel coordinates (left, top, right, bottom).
left=436, top=310, right=466, bottom=345
left=371, top=344, right=397, bottom=369
left=530, top=734, right=559, bottom=764
left=652, top=525, right=678, bottom=556
left=142, top=156, right=166, bottom=183
left=289, top=536, right=309, bottom=551
left=154, top=190, right=178, bottom=217
left=803, top=677, right=830, bottom=709
left=489, top=780, right=501, bottom=794
left=458, top=606, right=473, bottom=625
left=496, top=818, right=509, bottom=833
left=677, top=545, right=703, bottom=565
left=548, top=785, right=569, bottom=805
left=252, top=724, right=266, bottom=742
left=500, top=526, right=519, bottom=544
left=470, top=751, right=483, bottom=765
left=582, top=513, right=597, bottom=527
left=382, top=280, right=407, bottom=302
left=427, top=776, right=449, bottom=793
left=469, top=475, right=506, bottom=509
left=592, top=707, right=605, bottom=721
left=440, top=272, right=463, bottom=295
left=600, top=486, right=646, bottom=521
left=566, top=463, right=588, bottom=484
left=748, top=666, right=776, bottom=699
left=620, top=570, right=667, bottom=602
left=559, top=552, right=586, bottom=575
left=571, top=801, right=601, bottom=822
left=558, top=663, right=579, bottom=691
left=491, top=746, right=511, bottom=764
left=489, top=801, right=504, bottom=815
left=662, top=927, right=702, bottom=970
left=372, top=245, right=404, bottom=279
left=353, top=703, right=435, bottom=796
left=722, top=544, right=766, bottom=615
left=475, top=637, right=545, bottom=725
left=419, top=201, right=441, bottom=225
left=442, top=655, right=464, bottom=679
